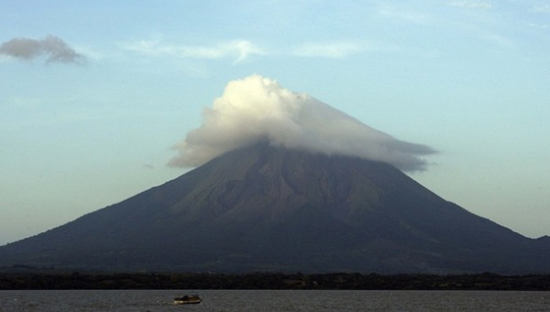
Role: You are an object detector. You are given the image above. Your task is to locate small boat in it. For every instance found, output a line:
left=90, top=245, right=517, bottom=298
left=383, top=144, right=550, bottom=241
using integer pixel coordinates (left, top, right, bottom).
left=174, top=294, right=202, bottom=305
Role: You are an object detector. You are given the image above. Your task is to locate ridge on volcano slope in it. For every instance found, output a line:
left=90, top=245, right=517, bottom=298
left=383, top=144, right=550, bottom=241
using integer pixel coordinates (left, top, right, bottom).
left=0, top=142, right=549, bottom=273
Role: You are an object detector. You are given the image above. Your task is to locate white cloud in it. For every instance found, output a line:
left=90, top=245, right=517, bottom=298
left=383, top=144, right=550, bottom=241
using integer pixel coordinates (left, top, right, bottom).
left=123, top=39, right=265, bottom=63
left=169, top=75, right=436, bottom=171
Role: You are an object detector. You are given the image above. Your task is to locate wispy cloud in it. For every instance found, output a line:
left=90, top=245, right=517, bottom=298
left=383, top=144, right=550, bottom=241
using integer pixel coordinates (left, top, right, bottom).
left=293, top=41, right=368, bottom=58
left=123, top=39, right=265, bottom=63
left=448, top=1, right=494, bottom=10
left=377, top=5, right=430, bottom=25
left=477, top=28, right=513, bottom=48
left=528, top=23, right=550, bottom=29
left=531, top=4, right=550, bottom=13
left=142, top=164, right=155, bottom=170
left=0, top=35, right=86, bottom=64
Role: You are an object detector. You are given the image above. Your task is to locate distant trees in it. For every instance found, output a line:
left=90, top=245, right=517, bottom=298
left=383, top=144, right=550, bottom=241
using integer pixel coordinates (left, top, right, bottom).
left=1, top=271, right=549, bottom=290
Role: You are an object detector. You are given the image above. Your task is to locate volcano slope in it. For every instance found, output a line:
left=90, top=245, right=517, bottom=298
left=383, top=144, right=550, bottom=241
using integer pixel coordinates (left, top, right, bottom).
left=1, top=143, right=549, bottom=273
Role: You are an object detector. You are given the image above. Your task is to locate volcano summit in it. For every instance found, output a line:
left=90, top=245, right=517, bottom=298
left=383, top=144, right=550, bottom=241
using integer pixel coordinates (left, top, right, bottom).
left=168, top=75, right=436, bottom=171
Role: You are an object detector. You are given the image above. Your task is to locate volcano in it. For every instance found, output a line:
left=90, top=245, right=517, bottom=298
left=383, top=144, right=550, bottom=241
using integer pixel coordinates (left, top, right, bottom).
left=1, top=142, right=549, bottom=273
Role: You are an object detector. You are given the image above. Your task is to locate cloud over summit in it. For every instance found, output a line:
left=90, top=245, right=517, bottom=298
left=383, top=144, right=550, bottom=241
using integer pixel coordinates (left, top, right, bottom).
left=169, top=75, right=436, bottom=171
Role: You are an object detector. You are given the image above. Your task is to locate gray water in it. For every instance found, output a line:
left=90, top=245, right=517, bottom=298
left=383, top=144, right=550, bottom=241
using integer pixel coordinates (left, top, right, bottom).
left=1, top=289, right=549, bottom=311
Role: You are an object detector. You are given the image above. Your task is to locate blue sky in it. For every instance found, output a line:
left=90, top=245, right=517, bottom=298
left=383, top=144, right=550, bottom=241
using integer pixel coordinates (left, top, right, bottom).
left=1, top=0, right=549, bottom=245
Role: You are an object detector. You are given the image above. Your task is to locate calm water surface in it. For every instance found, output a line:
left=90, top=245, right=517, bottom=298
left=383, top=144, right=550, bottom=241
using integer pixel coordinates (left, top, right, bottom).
left=1, top=289, right=549, bottom=311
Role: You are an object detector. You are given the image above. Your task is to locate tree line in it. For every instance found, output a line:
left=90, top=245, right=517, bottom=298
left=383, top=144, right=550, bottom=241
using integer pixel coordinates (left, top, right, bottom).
left=1, top=271, right=549, bottom=290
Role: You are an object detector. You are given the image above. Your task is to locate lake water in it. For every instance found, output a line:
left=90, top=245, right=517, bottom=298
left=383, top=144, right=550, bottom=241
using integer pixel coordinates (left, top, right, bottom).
left=0, top=289, right=549, bottom=311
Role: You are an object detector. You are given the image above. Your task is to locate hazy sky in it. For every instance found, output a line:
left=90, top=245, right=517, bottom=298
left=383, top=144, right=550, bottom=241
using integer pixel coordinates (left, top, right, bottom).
left=1, top=0, right=549, bottom=245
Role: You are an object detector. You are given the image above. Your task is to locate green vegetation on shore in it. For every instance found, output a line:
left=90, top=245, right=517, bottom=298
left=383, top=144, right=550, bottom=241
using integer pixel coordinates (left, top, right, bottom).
left=1, top=270, right=549, bottom=290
